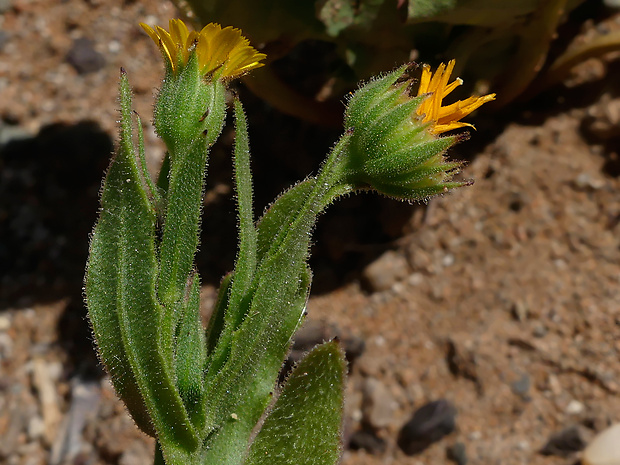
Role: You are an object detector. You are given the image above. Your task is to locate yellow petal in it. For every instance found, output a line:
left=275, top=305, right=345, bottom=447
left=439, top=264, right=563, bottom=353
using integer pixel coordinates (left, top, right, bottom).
left=417, top=64, right=432, bottom=95
left=414, top=60, right=495, bottom=134
left=140, top=23, right=160, bottom=45
left=443, top=76, right=462, bottom=98
left=155, top=26, right=177, bottom=70
left=141, top=19, right=266, bottom=80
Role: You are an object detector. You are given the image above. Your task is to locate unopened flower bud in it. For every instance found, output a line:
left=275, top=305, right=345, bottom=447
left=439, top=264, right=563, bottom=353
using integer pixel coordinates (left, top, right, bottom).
left=140, top=20, right=266, bottom=155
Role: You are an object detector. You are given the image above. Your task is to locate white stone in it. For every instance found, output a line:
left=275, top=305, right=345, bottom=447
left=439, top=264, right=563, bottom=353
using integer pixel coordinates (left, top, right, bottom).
left=0, top=315, right=10, bottom=331
left=565, top=400, right=585, bottom=415
left=583, top=423, right=620, bottom=465
left=27, top=415, right=45, bottom=440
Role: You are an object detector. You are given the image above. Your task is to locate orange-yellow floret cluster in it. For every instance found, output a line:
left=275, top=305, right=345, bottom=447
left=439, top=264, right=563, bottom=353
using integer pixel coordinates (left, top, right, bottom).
left=416, top=60, right=495, bottom=134
left=140, top=19, right=266, bottom=80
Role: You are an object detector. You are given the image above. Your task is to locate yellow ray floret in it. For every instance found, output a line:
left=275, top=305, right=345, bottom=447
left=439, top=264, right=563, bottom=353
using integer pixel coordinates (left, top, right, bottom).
left=140, top=19, right=266, bottom=80
left=416, top=60, right=495, bottom=134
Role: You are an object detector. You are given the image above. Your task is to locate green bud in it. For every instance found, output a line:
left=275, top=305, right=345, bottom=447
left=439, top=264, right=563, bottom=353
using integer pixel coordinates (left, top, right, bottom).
left=154, top=52, right=223, bottom=156
left=141, top=19, right=264, bottom=157
left=337, top=66, right=462, bottom=200
left=335, top=61, right=494, bottom=200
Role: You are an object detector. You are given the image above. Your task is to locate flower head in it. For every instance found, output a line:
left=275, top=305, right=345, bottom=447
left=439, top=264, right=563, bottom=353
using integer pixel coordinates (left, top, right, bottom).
left=339, top=60, right=494, bottom=200
left=416, top=60, right=495, bottom=134
left=140, top=19, right=266, bottom=80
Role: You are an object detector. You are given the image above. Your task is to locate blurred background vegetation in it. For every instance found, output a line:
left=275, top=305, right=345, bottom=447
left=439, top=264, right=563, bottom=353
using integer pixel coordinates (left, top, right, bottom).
left=173, top=0, right=620, bottom=124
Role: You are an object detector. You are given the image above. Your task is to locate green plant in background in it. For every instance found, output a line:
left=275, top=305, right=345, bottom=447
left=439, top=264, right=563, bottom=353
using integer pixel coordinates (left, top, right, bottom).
left=175, top=0, right=620, bottom=123
left=84, top=19, right=494, bottom=465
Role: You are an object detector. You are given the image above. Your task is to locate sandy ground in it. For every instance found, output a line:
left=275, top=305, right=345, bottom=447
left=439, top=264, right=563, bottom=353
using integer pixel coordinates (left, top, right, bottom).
left=1, top=1, right=620, bottom=464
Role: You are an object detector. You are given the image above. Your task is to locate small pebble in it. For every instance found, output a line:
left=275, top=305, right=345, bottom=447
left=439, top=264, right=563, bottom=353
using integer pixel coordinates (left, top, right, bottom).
left=442, top=253, right=455, bottom=267
left=532, top=323, right=548, bottom=338
left=510, top=373, right=531, bottom=400
left=446, top=442, right=467, bottom=465
left=0, top=333, right=13, bottom=359
left=582, top=94, right=620, bottom=140
left=108, top=40, right=121, bottom=54
left=408, top=273, right=424, bottom=286
left=27, top=415, right=45, bottom=441
left=362, top=377, right=398, bottom=429
left=66, top=38, right=106, bottom=74
left=540, top=425, right=587, bottom=457
left=348, top=430, right=387, bottom=455
left=516, top=440, right=530, bottom=451
left=0, top=315, right=11, bottom=331
left=0, top=30, right=9, bottom=51
left=565, top=400, right=585, bottom=415
left=362, top=250, right=409, bottom=292
left=574, top=172, right=605, bottom=191
left=511, top=300, right=529, bottom=322
left=398, top=399, right=457, bottom=455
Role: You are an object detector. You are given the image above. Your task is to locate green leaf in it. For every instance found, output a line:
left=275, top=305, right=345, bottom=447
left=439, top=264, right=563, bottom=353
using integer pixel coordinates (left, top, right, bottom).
left=245, top=340, right=347, bottom=465
left=185, top=0, right=325, bottom=45
left=174, top=271, right=207, bottom=431
left=199, top=135, right=354, bottom=464
left=85, top=71, right=199, bottom=462
left=205, top=272, right=234, bottom=355
left=255, top=179, right=316, bottom=264
left=199, top=100, right=264, bottom=423
left=223, top=98, right=258, bottom=334
left=157, top=152, right=171, bottom=199
left=408, top=0, right=549, bottom=27
left=317, top=0, right=356, bottom=36
left=407, top=0, right=456, bottom=20
left=200, top=174, right=320, bottom=462
left=200, top=266, right=311, bottom=465
left=199, top=99, right=262, bottom=405
left=317, top=0, right=386, bottom=37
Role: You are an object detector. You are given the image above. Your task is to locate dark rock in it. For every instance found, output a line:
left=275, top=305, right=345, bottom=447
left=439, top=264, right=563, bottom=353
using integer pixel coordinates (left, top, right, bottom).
left=540, top=425, right=588, bottom=457
left=398, top=399, right=457, bottom=455
left=348, top=430, right=386, bottom=454
left=0, top=30, right=9, bottom=52
left=532, top=323, right=548, bottom=338
left=446, top=442, right=468, bottom=465
left=510, top=373, right=531, bottom=401
left=66, top=38, right=106, bottom=74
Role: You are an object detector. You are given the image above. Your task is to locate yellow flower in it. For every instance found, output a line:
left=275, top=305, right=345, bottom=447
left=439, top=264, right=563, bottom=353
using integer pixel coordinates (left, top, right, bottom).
left=140, top=19, right=266, bottom=80
left=416, top=60, right=495, bottom=134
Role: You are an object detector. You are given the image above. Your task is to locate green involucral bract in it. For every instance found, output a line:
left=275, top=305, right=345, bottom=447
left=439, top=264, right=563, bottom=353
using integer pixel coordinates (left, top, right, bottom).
left=336, top=66, right=466, bottom=199
left=86, top=26, right=479, bottom=464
